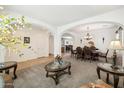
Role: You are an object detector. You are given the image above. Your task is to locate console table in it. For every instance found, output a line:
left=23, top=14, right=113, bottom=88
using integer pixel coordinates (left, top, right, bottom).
left=97, top=63, right=124, bottom=88
left=0, top=61, right=17, bottom=79
left=44, top=61, right=71, bottom=85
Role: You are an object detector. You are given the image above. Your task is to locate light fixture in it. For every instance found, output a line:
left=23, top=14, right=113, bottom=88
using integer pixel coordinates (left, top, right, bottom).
left=115, top=26, right=123, bottom=39
left=0, top=6, right=4, bottom=10
left=62, top=36, right=72, bottom=39
left=84, top=26, right=92, bottom=40
left=109, top=39, right=123, bottom=69
left=84, top=33, right=92, bottom=40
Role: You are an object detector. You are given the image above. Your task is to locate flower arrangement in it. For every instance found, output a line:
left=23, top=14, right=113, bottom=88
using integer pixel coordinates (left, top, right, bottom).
left=0, top=15, right=27, bottom=53
left=55, top=55, right=63, bottom=65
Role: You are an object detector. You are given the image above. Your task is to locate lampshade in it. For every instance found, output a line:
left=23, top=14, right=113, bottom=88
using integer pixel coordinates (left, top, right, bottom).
left=109, top=39, right=123, bottom=50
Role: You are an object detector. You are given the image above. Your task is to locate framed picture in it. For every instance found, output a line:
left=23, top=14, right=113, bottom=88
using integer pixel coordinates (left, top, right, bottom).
left=24, top=37, right=30, bottom=44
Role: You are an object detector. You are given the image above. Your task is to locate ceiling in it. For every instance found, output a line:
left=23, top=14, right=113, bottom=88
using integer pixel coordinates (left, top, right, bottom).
left=2, top=5, right=124, bottom=27
left=68, top=22, right=119, bottom=34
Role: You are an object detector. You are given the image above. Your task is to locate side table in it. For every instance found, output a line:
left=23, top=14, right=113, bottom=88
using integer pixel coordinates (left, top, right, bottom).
left=0, top=61, right=17, bottom=79
left=97, top=63, right=124, bottom=88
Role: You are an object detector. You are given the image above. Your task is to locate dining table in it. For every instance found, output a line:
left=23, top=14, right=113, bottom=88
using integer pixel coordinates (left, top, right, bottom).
left=91, top=50, right=100, bottom=60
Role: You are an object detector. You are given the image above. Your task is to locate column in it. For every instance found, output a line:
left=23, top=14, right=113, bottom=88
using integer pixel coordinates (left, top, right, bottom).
left=53, top=31, right=62, bottom=57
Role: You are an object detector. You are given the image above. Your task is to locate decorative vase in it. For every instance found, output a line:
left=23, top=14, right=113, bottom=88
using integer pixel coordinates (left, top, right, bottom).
left=0, top=44, right=6, bottom=63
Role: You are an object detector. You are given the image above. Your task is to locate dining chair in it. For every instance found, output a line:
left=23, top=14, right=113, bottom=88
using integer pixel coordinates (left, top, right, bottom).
left=83, top=46, right=92, bottom=62
left=76, top=47, right=83, bottom=60
left=99, top=49, right=109, bottom=62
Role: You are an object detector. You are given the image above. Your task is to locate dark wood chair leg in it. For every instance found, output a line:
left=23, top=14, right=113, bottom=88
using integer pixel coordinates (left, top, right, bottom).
left=13, top=64, right=17, bottom=79
left=68, top=66, right=71, bottom=75
left=106, top=73, right=109, bottom=83
left=5, top=69, right=9, bottom=74
left=0, top=70, right=3, bottom=73
left=55, top=74, right=59, bottom=85
left=97, top=67, right=101, bottom=79
left=46, top=71, right=49, bottom=77
left=113, top=75, right=119, bottom=88
left=106, top=57, right=108, bottom=62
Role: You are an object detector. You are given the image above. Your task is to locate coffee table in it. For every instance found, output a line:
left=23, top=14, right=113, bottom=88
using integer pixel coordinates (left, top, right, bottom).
left=97, top=63, right=124, bottom=88
left=44, top=61, right=71, bottom=85
left=0, top=61, right=17, bottom=79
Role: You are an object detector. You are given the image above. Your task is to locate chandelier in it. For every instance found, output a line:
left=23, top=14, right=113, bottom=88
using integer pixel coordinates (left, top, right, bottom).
left=84, top=33, right=92, bottom=40
left=83, top=26, right=92, bottom=40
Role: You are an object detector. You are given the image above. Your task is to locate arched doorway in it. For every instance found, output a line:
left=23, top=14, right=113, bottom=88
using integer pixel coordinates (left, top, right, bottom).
left=61, top=33, right=75, bottom=55
left=59, top=21, right=124, bottom=58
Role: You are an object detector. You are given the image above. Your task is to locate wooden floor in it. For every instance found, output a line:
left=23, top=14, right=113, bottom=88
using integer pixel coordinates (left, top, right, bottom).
left=13, top=54, right=124, bottom=88
left=17, top=56, right=54, bottom=71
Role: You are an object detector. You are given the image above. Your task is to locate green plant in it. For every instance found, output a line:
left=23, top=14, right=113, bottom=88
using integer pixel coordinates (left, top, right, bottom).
left=0, top=15, right=27, bottom=53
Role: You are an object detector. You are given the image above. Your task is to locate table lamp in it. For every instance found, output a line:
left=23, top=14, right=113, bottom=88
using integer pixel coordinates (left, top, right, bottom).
left=109, top=39, right=123, bottom=69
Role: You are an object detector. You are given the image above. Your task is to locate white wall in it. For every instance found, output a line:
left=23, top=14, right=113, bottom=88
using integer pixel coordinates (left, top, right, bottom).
left=5, top=27, right=50, bottom=62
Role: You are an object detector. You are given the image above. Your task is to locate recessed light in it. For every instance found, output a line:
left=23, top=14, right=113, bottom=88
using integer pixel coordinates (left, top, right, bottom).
left=62, top=36, right=72, bottom=39
left=0, top=6, right=4, bottom=10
